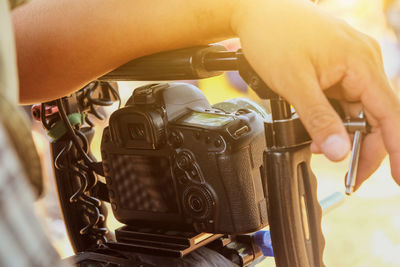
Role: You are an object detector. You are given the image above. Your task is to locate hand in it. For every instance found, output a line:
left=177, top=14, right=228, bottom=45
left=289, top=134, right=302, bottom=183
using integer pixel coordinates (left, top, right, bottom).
left=233, top=0, right=400, bottom=189
left=13, top=0, right=399, bottom=190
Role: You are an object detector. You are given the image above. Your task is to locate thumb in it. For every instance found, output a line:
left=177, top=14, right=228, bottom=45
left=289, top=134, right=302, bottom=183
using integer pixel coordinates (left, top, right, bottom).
left=276, top=69, right=351, bottom=161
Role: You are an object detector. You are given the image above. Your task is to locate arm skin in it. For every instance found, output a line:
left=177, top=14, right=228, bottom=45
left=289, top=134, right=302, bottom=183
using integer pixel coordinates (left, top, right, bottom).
left=12, top=0, right=400, bottom=189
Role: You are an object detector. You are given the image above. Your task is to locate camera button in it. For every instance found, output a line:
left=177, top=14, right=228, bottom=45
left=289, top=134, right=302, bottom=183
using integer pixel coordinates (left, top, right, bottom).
left=169, top=130, right=183, bottom=148
left=188, top=168, right=200, bottom=181
left=214, top=139, right=222, bottom=147
left=177, top=153, right=192, bottom=170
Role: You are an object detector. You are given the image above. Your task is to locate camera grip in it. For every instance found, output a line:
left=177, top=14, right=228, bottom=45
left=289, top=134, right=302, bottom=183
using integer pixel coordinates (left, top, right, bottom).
left=216, top=138, right=268, bottom=233
left=264, top=144, right=325, bottom=267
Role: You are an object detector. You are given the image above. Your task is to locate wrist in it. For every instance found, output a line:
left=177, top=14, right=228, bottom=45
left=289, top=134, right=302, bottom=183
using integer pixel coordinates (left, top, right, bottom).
left=230, top=0, right=314, bottom=36
left=230, top=0, right=275, bottom=36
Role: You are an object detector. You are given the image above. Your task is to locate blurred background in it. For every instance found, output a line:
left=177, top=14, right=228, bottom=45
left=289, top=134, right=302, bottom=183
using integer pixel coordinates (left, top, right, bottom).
left=29, top=0, right=400, bottom=266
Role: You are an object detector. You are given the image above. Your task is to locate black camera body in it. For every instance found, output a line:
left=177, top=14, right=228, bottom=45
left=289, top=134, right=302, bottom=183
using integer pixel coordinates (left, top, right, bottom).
left=101, top=82, right=268, bottom=234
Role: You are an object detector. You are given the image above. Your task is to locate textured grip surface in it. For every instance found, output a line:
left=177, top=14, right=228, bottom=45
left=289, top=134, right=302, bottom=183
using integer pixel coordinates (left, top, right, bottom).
left=216, top=133, right=268, bottom=233
left=265, top=144, right=325, bottom=267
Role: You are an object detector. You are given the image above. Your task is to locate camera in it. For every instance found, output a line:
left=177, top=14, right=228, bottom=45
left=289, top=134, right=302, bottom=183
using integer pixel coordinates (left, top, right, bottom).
left=41, top=46, right=326, bottom=266
left=101, top=82, right=268, bottom=234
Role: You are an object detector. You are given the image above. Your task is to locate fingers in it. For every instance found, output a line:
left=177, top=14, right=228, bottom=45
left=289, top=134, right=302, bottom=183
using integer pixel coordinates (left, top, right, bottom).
left=310, top=141, right=321, bottom=154
left=353, top=129, right=387, bottom=191
left=344, top=60, right=400, bottom=185
left=376, top=109, right=400, bottom=185
left=275, top=62, right=351, bottom=161
left=367, top=80, right=400, bottom=184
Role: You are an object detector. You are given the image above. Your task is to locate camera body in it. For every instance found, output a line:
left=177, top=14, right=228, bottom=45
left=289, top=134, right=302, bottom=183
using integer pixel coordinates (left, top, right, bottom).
left=101, top=82, right=268, bottom=234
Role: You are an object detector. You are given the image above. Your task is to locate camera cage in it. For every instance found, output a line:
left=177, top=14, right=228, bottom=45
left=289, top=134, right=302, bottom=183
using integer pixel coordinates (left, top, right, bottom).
left=38, top=45, right=325, bottom=267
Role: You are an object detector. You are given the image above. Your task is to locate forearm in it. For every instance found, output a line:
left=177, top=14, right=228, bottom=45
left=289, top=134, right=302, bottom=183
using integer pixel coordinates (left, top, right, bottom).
left=12, top=0, right=243, bottom=104
left=13, top=0, right=400, bottom=186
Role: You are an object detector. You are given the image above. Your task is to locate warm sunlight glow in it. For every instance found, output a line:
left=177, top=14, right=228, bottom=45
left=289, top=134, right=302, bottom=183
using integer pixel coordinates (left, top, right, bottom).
left=32, top=1, right=400, bottom=266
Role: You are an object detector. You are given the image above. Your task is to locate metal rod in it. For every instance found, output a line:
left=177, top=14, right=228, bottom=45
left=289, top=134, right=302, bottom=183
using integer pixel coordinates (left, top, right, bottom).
left=203, top=52, right=238, bottom=71
left=345, top=110, right=364, bottom=195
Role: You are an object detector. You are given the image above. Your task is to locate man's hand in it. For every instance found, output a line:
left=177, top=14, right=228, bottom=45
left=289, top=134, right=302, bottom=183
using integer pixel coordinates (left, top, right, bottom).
left=13, top=0, right=400, bottom=189
left=233, top=0, right=400, bottom=189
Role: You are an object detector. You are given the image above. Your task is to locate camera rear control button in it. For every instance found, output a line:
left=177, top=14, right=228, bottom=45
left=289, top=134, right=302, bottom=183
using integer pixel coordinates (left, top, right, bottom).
left=214, top=139, right=222, bottom=147
left=177, top=153, right=193, bottom=170
left=194, top=132, right=201, bottom=140
left=169, top=131, right=183, bottom=148
left=188, top=168, right=201, bottom=181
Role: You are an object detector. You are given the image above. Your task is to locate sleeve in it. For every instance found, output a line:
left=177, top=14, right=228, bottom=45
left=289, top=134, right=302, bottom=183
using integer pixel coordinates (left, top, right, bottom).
left=0, top=122, right=70, bottom=267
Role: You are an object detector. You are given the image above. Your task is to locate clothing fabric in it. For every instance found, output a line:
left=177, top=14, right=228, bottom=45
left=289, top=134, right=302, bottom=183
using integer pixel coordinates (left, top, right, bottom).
left=0, top=94, right=43, bottom=196
left=1, top=0, right=19, bottom=105
left=0, top=123, right=69, bottom=267
left=8, top=0, right=28, bottom=9
left=0, top=0, right=67, bottom=266
left=1, top=0, right=43, bottom=198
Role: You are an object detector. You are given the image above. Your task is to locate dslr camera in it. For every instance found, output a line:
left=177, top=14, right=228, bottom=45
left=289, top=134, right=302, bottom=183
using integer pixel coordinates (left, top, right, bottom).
left=40, top=45, right=328, bottom=267
left=101, top=82, right=268, bottom=234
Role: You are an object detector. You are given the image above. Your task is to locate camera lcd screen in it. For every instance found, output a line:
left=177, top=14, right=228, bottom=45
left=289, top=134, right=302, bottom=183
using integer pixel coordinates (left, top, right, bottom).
left=110, top=154, right=178, bottom=213
left=180, top=112, right=235, bottom=127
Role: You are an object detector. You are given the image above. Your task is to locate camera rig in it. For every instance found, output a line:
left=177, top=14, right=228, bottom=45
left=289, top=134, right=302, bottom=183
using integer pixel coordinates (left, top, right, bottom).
left=35, top=45, right=339, bottom=267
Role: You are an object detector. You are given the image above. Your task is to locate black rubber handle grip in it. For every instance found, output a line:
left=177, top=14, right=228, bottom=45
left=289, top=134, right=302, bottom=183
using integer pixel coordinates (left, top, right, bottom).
left=99, top=45, right=228, bottom=81
left=264, top=144, right=325, bottom=267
